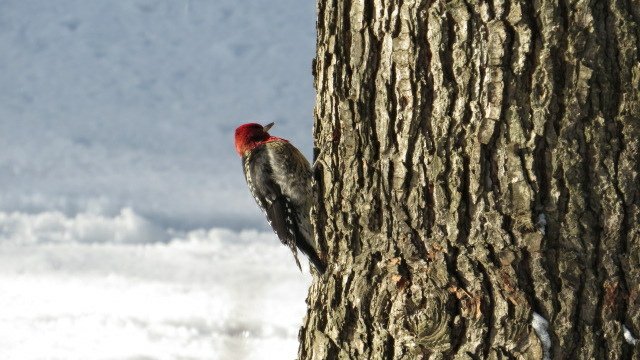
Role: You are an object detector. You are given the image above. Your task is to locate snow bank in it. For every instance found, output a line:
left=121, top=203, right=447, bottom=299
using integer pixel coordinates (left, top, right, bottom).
left=0, top=210, right=311, bottom=360
left=0, top=208, right=167, bottom=245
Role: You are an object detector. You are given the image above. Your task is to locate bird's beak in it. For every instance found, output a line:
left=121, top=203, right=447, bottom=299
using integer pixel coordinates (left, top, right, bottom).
left=263, top=122, right=275, bottom=132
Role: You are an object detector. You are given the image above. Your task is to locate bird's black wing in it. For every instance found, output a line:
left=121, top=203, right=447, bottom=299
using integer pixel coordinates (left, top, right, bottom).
left=243, top=145, right=302, bottom=270
left=265, top=194, right=303, bottom=270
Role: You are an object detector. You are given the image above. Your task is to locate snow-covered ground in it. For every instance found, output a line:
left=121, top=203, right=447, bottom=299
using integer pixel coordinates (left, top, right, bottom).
left=0, top=0, right=316, bottom=358
left=0, top=210, right=312, bottom=359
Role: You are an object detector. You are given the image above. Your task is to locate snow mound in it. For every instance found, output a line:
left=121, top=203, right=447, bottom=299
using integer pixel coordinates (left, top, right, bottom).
left=0, top=208, right=167, bottom=245
left=0, top=209, right=311, bottom=360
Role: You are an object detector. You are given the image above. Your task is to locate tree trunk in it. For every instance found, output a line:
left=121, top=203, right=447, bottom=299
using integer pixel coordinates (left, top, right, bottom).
left=299, top=0, right=640, bottom=358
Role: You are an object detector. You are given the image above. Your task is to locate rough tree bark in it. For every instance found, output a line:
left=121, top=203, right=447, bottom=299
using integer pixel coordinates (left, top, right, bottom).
left=299, top=0, right=640, bottom=359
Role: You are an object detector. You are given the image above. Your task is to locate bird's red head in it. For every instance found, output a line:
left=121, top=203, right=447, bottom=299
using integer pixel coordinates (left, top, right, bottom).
left=234, top=122, right=275, bottom=156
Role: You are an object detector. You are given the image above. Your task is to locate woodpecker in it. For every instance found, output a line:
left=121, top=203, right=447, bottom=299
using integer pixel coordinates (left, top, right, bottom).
left=234, top=122, right=326, bottom=274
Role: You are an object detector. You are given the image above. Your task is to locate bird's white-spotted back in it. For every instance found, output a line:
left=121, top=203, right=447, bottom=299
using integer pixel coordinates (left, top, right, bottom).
left=264, top=141, right=315, bottom=247
left=264, top=141, right=312, bottom=207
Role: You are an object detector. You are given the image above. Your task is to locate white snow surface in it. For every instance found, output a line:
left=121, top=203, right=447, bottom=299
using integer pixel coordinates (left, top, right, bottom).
left=0, top=209, right=312, bottom=360
left=0, top=0, right=315, bottom=231
left=1, top=1, right=315, bottom=358
left=624, top=325, right=638, bottom=346
left=532, top=312, right=551, bottom=360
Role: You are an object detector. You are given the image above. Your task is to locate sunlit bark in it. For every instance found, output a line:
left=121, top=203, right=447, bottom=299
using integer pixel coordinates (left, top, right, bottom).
left=300, top=0, right=640, bottom=358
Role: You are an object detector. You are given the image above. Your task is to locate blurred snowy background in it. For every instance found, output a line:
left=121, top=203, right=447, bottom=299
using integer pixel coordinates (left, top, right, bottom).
left=0, top=0, right=315, bottom=359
